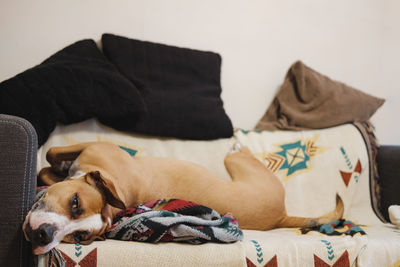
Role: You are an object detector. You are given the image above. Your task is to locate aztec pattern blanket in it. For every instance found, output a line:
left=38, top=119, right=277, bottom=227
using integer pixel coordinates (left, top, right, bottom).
left=106, top=198, right=243, bottom=244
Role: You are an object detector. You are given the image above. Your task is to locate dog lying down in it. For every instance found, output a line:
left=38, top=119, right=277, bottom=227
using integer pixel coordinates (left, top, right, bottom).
left=23, top=142, right=343, bottom=255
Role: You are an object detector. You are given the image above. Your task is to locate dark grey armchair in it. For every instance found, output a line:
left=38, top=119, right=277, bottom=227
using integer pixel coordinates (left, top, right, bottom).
left=0, top=114, right=37, bottom=267
left=0, top=113, right=399, bottom=267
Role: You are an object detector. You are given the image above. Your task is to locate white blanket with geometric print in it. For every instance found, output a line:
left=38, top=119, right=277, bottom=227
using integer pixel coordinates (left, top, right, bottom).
left=36, top=120, right=400, bottom=267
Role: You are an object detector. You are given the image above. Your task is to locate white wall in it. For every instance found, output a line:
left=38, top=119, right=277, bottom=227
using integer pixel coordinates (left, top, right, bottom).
left=1, top=0, right=399, bottom=144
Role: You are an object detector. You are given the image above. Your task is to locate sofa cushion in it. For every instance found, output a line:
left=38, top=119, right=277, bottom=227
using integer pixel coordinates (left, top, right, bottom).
left=351, top=224, right=400, bottom=266
left=0, top=39, right=146, bottom=146
left=243, top=227, right=367, bottom=267
left=38, top=221, right=400, bottom=267
left=39, top=239, right=245, bottom=267
left=100, top=33, right=233, bottom=140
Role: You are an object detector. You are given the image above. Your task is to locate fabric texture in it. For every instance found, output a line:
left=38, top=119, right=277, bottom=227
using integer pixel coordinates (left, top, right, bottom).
left=0, top=39, right=146, bottom=146
left=300, top=219, right=366, bottom=236
left=255, top=61, right=385, bottom=131
left=0, top=114, right=37, bottom=267
left=43, top=239, right=246, bottom=267
left=353, top=224, right=400, bottom=267
left=245, top=219, right=367, bottom=267
left=101, top=33, right=233, bottom=140
left=106, top=198, right=243, bottom=244
left=243, top=226, right=368, bottom=267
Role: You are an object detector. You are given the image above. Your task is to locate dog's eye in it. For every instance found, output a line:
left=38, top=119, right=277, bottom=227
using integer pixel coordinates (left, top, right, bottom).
left=70, top=193, right=84, bottom=219
left=71, top=193, right=79, bottom=211
left=73, top=231, right=88, bottom=243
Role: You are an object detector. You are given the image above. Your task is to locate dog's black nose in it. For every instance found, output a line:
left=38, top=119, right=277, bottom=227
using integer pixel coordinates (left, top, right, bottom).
left=33, top=224, right=55, bottom=246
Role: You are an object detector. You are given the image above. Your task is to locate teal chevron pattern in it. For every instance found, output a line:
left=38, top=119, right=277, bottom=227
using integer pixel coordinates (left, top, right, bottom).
left=75, top=243, right=82, bottom=257
left=321, top=240, right=335, bottom=261
left=340, top=147, right=353, bottom=170
left=251, top=240, right=264, bottom=264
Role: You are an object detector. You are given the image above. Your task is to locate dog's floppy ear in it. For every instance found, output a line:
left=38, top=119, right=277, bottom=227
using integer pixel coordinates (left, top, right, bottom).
left=86, top=171, right=126, bottom=210
left=101, top=204, right=113, bottom=230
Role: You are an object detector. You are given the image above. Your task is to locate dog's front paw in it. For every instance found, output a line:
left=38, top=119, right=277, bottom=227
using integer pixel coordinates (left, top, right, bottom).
left=38, top=167, right=66, bottom=185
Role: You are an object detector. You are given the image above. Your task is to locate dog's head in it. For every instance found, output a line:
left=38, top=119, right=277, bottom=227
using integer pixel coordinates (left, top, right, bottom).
left=23, top=171, right=126, bottom=255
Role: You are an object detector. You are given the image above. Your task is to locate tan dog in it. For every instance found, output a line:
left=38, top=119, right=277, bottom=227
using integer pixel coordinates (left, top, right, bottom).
left=23, top=142, right=343, bottom=255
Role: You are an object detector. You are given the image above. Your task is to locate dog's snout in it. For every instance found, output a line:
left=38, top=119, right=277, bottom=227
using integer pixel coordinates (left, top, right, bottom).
left=33, top=224, right=55, bottom=246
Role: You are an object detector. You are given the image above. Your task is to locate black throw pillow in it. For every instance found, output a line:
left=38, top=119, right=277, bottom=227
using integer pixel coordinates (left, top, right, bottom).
left=100, top=33, right=233, bottom=140
left=0, top=39, right=146, bottom=146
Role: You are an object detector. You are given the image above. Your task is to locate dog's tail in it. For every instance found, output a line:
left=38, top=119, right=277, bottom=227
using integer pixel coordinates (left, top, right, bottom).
left=277, top=194, right=344, bottom=228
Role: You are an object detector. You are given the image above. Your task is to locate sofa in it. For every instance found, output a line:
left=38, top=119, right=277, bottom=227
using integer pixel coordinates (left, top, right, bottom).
left=1, top=33, right=400, bottom=266
left=1, top=114, right=400, bottom=267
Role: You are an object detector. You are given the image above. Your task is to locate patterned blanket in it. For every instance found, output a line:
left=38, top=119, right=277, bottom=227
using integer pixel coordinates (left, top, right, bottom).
left=106, top=198, right=243, bottom=244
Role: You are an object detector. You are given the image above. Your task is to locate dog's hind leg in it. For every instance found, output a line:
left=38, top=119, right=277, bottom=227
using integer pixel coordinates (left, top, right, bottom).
left=224, top=143, right=287, bottom=228
left=224, top=143, right=284, bottom=189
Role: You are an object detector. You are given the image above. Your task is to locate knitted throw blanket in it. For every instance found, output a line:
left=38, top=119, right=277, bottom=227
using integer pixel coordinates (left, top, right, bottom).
left=106, top=198, right=243, bottom=244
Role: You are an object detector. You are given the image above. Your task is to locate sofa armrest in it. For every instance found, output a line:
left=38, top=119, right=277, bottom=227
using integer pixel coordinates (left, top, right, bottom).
left=0, top=114, right=37, bottom=267
left=377, top=145, right=400, bottom=222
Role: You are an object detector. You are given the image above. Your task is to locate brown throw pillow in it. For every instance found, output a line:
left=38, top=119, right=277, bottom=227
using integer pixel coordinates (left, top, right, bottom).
left=255, top=61, right=385, bottom=131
